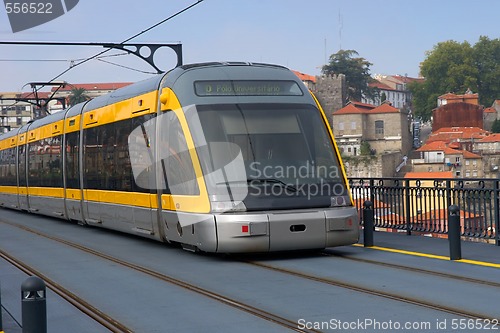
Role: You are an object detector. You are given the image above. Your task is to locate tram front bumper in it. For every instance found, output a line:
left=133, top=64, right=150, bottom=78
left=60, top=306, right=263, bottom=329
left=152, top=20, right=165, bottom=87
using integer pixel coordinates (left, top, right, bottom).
left=215, top=206, right=359, bottom=253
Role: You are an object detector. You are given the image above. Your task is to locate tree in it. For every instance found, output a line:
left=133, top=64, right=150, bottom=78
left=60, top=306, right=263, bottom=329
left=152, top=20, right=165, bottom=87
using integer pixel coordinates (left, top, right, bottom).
left=492, top=119, right=500, bottom=133
left=68, top=87, right=89, bottom=106
left=360, top=141, right=372, bottom=155
left=409, top=36, right=500, bottom=121
left=322, top=49, right=377, bottom=102
left=380, top=92, right=387, bottom=103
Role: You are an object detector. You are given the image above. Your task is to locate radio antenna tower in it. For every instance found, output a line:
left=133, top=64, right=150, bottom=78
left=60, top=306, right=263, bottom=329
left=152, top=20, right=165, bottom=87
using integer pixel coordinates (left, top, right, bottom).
left=338, top=10, right=343, bottom=50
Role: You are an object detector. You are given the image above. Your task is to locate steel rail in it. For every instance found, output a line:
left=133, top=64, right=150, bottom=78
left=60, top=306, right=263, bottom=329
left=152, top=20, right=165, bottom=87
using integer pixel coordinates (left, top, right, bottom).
left=243, top=259, right=499, bottom=323
left=0, top=248, right=132, bottom=333
left=0, top=219, right=319, bottom=333
left=322, top=250, right=500, bottom=288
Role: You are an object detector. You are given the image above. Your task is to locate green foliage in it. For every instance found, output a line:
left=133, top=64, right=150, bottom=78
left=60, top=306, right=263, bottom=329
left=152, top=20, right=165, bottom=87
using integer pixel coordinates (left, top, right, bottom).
left=492, top=119, right=500, bottom=133
left=322, top=49, right=377, bottom=102
left=360, top=141, right=371, bottom=155
left=410, top=36, right=500, bottom=121
left=380, top=92, right=387, bottom=103
left=68, top=87, right=89, bottom=106
left=342, top=155, right=376, bottom=166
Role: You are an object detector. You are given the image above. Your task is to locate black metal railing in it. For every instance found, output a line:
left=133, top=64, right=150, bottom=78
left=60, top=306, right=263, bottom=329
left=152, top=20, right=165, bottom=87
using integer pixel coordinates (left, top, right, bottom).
left=349, top=177, right=500, bottom=246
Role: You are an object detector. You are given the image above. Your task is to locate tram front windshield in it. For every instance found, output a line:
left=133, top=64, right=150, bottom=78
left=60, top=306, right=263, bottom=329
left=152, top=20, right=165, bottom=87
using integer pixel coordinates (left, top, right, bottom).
left=192, top=103, right=351, bottom=211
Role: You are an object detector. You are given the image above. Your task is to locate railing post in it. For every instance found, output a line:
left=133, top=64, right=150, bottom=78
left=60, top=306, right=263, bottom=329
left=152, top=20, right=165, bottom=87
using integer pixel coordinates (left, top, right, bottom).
left=369, top=179, right=375, bottom=206
left=21, top=276, right=47, bottom=333
left=448, top=205, right=462, bottom=260
left=363, top=200, right=374, bottom=247
left=405, top=179, right=411, bottom=235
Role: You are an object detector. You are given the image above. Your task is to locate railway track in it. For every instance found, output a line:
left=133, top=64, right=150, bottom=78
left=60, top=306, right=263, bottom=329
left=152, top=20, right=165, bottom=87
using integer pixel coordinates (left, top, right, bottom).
left=0, top=219, right=320, bottom=333
left=241, top=250, right=500, bottom=324
left=323, top=249, right=500, bottom=288
left=3, top=216, right=499, bottom=332
left=0, top=249, right=132, bottom=333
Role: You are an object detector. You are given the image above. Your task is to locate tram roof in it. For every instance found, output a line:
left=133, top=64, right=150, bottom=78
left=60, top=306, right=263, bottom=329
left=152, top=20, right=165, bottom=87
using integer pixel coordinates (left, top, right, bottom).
left=82, top=74, right=165, bottom=113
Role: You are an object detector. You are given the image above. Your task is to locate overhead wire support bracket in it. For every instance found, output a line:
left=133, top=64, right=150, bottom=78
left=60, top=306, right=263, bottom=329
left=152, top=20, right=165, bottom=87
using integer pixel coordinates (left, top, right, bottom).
left=100, top=43, right=182, bottom=73
left=0, top=41, right=183, bottom=73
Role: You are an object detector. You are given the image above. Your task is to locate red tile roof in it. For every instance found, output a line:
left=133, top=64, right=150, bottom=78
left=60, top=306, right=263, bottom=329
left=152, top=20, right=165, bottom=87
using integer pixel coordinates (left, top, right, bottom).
left=477, top=133, right=500, bottom=143
left=419, top=208, right=480, bottom=220
left=369, top=81, right=393, bottom=90
left=334, top=101, right=398, bottom=114
left=438, top=92, right=478, bottom=100
left=417, top=140, right=448, bottom=151
left=334, top=103, right=361, bottom=115
left=484, top=107, right=496, bottom=113
left=417, top=141, right=462, bottom=155
left=18, top=92, right=51, bottom=99
left=291, top=70, right=316, bottom=83
left=417, top=140, right=481, bottom=158
left=351, top=101, right=376, bottom=110
left=391, top=75, right=425, bottom=84
left=372, top=103, right=399, bottom=113
left=426, top=127, right=490, bottom=143
left=461, top=150, right=481, bottom=159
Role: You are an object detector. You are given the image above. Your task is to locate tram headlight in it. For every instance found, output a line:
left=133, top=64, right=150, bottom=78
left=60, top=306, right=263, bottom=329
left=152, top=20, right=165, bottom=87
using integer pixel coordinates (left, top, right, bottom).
left=211, top=200, right=247, bottom=213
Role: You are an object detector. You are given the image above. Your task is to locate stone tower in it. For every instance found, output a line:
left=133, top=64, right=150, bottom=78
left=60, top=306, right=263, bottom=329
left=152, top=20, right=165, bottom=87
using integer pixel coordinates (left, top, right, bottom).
left=311, top=74, right=347, bottom=127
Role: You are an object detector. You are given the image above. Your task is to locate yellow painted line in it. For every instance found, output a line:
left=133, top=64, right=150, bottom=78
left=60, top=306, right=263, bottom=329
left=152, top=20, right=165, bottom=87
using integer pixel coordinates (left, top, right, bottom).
left=457, top=258, right=500, bottom=268
left=353, top=243, right=500, bottom=268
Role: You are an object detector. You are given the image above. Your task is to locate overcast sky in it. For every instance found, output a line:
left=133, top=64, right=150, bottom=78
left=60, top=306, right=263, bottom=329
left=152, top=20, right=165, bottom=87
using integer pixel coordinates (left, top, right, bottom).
left=1, top=0, right=499, bottom=92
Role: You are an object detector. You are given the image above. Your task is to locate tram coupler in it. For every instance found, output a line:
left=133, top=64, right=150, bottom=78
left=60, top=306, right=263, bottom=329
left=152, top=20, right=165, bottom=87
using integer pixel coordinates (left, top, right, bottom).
left=21, top=276, right=47, bottom=333
left=448, top=205, right=462, bottom=260
left=363, top=200, right=374, bottom=247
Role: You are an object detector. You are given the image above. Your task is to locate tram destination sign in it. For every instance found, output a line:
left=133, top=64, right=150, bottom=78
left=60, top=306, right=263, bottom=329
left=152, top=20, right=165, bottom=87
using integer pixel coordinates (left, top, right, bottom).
left=194, top=80, right=303, bottom=97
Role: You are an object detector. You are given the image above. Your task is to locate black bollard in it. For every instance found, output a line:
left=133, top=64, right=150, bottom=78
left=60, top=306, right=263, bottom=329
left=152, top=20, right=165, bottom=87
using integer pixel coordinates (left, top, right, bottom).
left=448, top=205, right=462, bottom=260
left=363, top=200, right=374, bottom=247
left=21, top=276, right=47, bottom=333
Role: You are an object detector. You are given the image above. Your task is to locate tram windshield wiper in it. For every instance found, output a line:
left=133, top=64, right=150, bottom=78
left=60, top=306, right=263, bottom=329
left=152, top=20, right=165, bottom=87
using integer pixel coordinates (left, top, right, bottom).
left=247, top=178, right=297, bottom=192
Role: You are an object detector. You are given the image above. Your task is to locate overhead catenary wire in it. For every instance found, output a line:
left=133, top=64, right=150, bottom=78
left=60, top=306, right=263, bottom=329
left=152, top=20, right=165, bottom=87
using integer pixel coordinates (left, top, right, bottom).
left=97, top=58, right=158, bottom=75
left=35, top=0, right=205, bottom=92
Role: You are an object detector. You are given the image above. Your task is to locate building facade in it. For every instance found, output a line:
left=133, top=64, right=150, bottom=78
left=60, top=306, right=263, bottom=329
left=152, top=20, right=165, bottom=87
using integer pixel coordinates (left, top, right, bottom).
left=432, top=91, right=484, bottom=131
left=332, top=101, right=412, bottom=157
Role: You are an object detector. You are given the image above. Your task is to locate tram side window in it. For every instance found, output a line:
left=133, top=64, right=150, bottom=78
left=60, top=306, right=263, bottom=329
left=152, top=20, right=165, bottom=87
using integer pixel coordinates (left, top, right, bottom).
left=28, top=136, right=63, bottom=188
left=115, top=119, right=133, bottom=191
left=28, top=140, right=41, bottom=187
left=83, top=126, right=104, bottom=190
left=83, top=115, right=153, bottom=193
left=0, top=148, right=17, bottom=186
left=47, top=136, right=63, bottom=188
left=101, top=122, right=117, bottom=190
left=129, top=114, right=156, bottom=192
left=65, top=132, right=80, bottom=189
left=159, top=111, right=199, bottom=195
left=18, top=145, right=27, bottom=187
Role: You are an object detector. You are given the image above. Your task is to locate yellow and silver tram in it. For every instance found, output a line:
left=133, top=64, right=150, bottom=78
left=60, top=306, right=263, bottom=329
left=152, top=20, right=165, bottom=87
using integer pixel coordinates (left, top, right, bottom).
left=0, top=62, right=358, bottom=252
